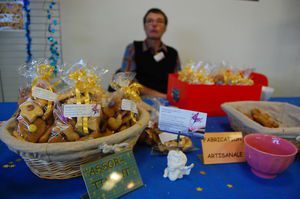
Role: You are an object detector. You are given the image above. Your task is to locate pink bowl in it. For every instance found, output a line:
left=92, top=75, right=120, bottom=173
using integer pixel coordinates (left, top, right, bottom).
left=244, top=133, right=298, bottom=179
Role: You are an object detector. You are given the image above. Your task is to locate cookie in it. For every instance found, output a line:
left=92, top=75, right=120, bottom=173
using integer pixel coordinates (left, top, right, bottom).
left=12, top=130, right=25, bottom=141
left=48, top=127, right=67, bottom=143
left=63, top=125, right=80, bottom=141
left=108, top=114, right=122, bottom=130
left=38, top=125, right=53, bottom=143
left=78, top=131, right=101, bottom=141
left=18, top=118, right=46, bottom=143
left=42, top=106, right=53, bottom=121
left=19, top=101, right=44, bottom=123
left=250, top=108, right=279, bottom=128
left=57, top=89, right=75, bottom=102
left=88, top=117, right=100, bottom=131
left=34, top=98, right=48, bottom=107
left=102, top=97, right=121, bottom=117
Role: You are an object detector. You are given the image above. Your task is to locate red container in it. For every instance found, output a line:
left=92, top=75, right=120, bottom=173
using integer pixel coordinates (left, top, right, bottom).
left=167, top=72, right=268, bottom=116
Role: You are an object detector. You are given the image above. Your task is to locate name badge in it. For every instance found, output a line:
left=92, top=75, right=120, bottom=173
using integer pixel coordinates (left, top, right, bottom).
left=153, top=51, right=165, bottom=62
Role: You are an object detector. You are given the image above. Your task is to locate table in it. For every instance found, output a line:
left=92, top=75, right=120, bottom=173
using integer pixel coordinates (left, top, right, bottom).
left=1, top=98, right=300, bottom=199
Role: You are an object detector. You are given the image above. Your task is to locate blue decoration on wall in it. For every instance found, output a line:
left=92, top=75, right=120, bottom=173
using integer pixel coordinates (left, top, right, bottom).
left=23, top=0, right=32, bottom=63
left=47, top=0, right=60, bottom=73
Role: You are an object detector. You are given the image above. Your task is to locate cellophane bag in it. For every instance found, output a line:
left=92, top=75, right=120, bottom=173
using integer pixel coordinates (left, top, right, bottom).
left=15, top=59, right=62, bottom=142
left=178, top=60, right=255, bottom=85
left=51, top=59, right=108, bottom=142
left=101, top=72, right=143, bottom=136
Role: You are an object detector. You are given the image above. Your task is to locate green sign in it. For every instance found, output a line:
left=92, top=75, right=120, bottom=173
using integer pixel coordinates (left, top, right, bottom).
left=80, top=150, right=143, bottom=199
left=80, top=193, right=89, bottom=199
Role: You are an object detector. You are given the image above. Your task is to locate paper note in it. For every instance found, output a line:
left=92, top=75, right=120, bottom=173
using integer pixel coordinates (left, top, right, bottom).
left=201, top=132, right=245, bottom=164
left=121, top=99, right=138, bottom=114
left=63, top=104, right=100, bottom=117
left=32, top=87, right=57, bottom=101
left=158, top=106, right=207, bottom=136
left=158, top=132, right=183, bottom=144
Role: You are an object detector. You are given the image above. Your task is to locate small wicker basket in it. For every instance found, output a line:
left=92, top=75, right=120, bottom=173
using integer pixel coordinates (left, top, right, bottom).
left=221, top=101, right=300, bottom=138
left=0, top=107, right=149, bottom=179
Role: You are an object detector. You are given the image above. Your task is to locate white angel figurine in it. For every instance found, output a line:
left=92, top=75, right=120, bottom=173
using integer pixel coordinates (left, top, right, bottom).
left=163, top=150, right=194, bottom=181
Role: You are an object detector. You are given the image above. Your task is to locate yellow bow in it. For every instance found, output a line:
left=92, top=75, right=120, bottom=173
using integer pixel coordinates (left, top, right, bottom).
left=69, top=69, right=104, bottom=134
left=121, top=82, right=143, bottom=102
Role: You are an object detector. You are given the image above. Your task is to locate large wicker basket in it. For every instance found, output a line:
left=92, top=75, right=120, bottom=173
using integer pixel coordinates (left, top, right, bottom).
left=221, top=101, right=300, bottom=138
left=0, top=107, right=149, bottom=179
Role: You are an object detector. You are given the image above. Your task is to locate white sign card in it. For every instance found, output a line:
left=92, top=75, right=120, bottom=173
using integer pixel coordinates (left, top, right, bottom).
left=121, top=99, right=138, bottom=114
left=63, top=104, right=101, bottom=117
left=32, top=87, right=58, bottom=101
left=158, top=106, right=207, bottom=138
left=159, top=132, right=183, bottom=144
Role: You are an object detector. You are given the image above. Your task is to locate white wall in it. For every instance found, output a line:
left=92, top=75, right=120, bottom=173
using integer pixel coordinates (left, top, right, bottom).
left=60, top=0, right=300, bottom=97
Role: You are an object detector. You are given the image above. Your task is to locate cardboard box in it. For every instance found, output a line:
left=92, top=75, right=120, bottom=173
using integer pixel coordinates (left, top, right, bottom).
left=167, top=73, right=268, bottom=116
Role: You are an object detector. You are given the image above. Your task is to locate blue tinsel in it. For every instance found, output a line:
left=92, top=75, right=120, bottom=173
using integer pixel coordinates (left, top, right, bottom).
left=47, top=0, right=59, bottom=73
left=23, top=0, right=32, bottom=63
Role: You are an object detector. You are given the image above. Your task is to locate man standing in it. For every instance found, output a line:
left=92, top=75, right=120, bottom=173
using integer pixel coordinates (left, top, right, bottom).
left=121, top=8, right=181, bottom=98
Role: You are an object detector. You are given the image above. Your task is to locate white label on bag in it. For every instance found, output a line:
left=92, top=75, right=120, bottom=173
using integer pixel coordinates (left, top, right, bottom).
left=153, top=51, right=165, bottom=62
left=159, top=132, right=182, bottom=144
left=148, top=120, right=154, bottom=128
left=32, top=87, right=58, bottom=101
left=63, top=104, right=101, bottom=117
left=121, top=99, right=138, bottom=113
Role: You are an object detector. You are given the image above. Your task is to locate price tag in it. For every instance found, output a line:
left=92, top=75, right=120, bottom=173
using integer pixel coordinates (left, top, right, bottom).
left=32, top=87, right=57, bottom=101
left=121, top=99, right=138, bottom=114
left=63, top=104, right=100, bottom=117
left=80, top=150, right=143, bottom=199
left=201, top=132, right=245, bottom=164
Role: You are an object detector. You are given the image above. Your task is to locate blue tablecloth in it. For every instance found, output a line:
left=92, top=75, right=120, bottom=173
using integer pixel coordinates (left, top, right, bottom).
left=1, top=98, right=300, bottom=199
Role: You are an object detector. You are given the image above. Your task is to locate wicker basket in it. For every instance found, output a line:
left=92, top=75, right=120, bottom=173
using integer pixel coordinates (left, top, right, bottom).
left=0, top=107, right=149, bottom=179
left=221, top=101, right=300, bottom=138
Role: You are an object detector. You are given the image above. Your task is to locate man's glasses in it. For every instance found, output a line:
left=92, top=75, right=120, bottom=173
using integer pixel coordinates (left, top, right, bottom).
left=145, top=19, right=165, bottom=25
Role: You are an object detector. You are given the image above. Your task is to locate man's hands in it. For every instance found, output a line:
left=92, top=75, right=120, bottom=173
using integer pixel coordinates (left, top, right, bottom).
left=140, top=85, right=167, bottom=98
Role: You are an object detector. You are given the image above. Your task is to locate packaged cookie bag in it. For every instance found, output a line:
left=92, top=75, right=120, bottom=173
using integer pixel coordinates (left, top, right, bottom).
left=139, top=123, right=194, bottom=155
left=178, top=60, right=214, bottom=85
left=102, top=72, right=143, bottom=136
left=209, top=61, right=255, bottom=85
left=53, top=59, right=108, bottom=142
left=15, top=60, right=60, bottom=142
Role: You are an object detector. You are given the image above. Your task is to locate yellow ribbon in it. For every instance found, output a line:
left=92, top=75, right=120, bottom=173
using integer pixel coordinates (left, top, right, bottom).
left=32, top=64, right=54, bottom=87
left=121, top=82, right=143, bottom=123
left=83, top=91, right=90, bottom=134
left=75, top=88, right=84, bottom=133
left=69, top=69, right=103, bottom=134
left=121, top=82, right=143, bottom=102
left=109, top=80, right=143, bottom=123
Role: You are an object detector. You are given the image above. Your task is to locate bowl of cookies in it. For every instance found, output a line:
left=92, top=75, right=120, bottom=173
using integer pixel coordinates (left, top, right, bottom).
left=221, top=101, right=300, bottom=139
